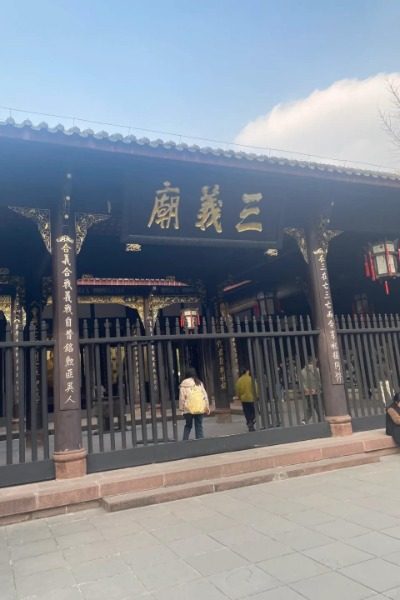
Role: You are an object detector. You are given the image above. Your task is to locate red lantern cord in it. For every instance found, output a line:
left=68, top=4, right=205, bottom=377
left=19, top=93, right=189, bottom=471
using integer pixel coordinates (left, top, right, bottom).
left=384, top=280, right=390, bottom=295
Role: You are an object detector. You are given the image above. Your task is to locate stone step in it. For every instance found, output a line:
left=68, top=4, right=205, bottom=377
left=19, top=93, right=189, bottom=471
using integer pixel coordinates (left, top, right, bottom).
left=102, top=452, right=380, bottom=512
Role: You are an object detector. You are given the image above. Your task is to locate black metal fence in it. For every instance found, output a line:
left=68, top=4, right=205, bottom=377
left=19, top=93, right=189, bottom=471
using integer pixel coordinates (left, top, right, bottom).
left=79, top=315, right=322, bottom=459
left=1, top=311, right=397, bottom=484
left=0, top=322, right=54, bottom=486
left=337, top=314, right=400, bottom=418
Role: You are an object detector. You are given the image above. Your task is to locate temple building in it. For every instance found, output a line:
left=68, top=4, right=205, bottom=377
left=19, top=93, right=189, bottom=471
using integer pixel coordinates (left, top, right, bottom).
left=0, top=117, right=400, bottom=485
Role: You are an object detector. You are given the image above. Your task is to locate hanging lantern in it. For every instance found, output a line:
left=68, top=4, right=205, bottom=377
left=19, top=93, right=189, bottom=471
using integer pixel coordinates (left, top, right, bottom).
left=180, top=308, right=200, bottom=330
left=364, top=241, right=399, bottom=295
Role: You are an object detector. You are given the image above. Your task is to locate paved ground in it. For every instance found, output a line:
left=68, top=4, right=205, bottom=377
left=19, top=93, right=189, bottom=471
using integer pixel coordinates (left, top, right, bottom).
left=2, top=455, right=400, bottom=599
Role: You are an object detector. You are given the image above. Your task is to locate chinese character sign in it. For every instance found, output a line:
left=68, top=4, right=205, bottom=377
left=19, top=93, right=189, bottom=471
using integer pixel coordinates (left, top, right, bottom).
left=148, top=181, right=180, bottom=230
left=314, top=248, right=344, bottom=385
left=55, top=235, right=80, bottom=411
left=122, top=166, right=283, bottom=248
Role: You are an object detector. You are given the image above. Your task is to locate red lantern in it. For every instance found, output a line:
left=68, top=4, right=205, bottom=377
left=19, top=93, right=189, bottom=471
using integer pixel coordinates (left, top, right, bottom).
left=364, top=241, right=399, bottom=295
left=180, top=309, right=200, bottom=330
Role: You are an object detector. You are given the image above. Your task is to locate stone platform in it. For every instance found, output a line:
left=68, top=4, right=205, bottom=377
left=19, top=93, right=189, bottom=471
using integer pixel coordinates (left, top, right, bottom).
left=0, top=430, right=397, bottom=525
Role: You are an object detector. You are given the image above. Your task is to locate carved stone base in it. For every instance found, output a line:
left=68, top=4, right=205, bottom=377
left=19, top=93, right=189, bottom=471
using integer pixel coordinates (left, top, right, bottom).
left=53, top=448, right=87, bottom=479
left=326, top=415, right=353, bottom=437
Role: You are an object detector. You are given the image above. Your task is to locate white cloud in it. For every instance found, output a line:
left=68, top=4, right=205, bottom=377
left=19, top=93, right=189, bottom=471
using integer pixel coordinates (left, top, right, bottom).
left=234, top=74, right=400, bottom=172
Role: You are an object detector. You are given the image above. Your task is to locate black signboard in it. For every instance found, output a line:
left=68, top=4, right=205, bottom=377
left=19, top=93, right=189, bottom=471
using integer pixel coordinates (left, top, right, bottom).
left=121, top=160, right=285, bottom=248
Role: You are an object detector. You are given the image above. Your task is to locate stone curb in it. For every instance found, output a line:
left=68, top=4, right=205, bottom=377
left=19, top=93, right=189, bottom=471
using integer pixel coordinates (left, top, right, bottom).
left=0, top=430, right=397, bottom=524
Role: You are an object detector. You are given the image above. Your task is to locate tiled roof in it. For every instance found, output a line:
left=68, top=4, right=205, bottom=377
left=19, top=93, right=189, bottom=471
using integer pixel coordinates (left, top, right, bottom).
left=1, top=117, right=400, bottom=183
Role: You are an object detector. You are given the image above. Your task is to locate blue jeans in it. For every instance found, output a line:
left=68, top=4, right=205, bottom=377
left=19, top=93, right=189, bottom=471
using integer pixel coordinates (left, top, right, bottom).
left=183, top=414, right=204, bottom=440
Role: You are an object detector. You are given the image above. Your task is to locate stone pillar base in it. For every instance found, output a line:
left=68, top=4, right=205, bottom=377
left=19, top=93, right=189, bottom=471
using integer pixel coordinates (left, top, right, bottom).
left=214, top=409, right=232, bottom=424
left=53, top=448, right=87, bottom=479
left=326, top=415, right=353, bottom=437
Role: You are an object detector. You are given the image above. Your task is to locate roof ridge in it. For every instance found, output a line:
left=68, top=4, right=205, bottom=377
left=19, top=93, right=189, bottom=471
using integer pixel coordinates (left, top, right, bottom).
left=1, top=117, right=399, bottom=182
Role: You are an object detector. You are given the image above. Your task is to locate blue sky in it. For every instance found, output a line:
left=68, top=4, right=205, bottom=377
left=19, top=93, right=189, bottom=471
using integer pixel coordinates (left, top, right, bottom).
left=1, top=1, right=400, bottom=165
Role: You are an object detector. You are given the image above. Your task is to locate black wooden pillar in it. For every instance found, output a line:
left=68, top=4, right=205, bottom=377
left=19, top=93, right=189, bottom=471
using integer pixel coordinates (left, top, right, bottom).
left=305, top=218, right=352, bottom=436
left=52, top=173, right=86, bottom=477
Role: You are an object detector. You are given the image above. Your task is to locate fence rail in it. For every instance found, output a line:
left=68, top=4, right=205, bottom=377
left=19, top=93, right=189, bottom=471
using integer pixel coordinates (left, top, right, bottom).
left=0, top=321, right=53, bottom=475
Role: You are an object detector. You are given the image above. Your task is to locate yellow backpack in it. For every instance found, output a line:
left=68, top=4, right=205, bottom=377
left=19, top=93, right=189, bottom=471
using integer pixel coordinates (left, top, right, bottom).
left=186, top=385, right=204, bottom=414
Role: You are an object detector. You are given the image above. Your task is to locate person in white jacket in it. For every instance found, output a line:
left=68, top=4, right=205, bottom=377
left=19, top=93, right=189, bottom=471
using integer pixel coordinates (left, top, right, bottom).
left=179, top=368, right=210, bottom=440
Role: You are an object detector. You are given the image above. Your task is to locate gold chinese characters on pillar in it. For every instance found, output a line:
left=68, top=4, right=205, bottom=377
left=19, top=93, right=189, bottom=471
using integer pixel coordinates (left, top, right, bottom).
left=56, top=235, right=80, bottom=410
left=314, top=247, right=344, bottom=385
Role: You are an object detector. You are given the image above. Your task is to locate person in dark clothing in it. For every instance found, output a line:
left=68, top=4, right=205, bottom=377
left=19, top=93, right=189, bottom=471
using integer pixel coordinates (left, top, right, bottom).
left=386, top=393, right=400, bottom=445
left=235, top=368, right=256, bottom=431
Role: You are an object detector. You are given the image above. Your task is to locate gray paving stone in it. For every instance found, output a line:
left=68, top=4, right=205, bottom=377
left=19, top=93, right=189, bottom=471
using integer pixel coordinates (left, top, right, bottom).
left=13, top=551, right=67, bottom=577
left=340, top=558, right=400, bottom=593
left=269, top=525, right=334, bottom=551
left=232, top=537, right=293, bottom=562
left=258, top=552, right=328, bottom=583
left=0, top=587, right=16, bottom=600
left=15, top=567, right=76, bottom=598
left=151, top=521, right=201, bottom=543
left=249, top=498, right=309, bottom=516
left=185, top=548, right=248, bottom=576
left=152, top=579, right=228, bottom=600
left=343, top=508, right=400, bottom=531
left=209, top=525, right=267, bottom=547
left=381, top=526, right=400, bottom=540
left=80, top=572, right=146, bottom=600
left=249, top=587, right=310, bottom=600
left=55, top=528, right=105, bottom=549
left=312, top=518, right=370, bottom=540
left=49, top=519, right=96, bottom=537
left=209, top=564, right=279, bottom=599
left=7, top=521, right=51, bottom=546
left=7, top=459, right=400, bottom=600
left=99, top=520, right=148, bottom=540
left=137, top=558, right=200, bottom=592
left=71, top=556, right=131, bottom=584
left=22, top=586, right=83, bottom=600
left=0, top=564, right=14, bottom=581
left=168, top=501, right=217, bottom=522
left=290, top=571, right=373, bottom=600
left=188, top=514, right=238, bottom=533
left=167, top=533, right=224, bottom=557
left=63, top=540, right=115, bottom=565
left=0, top=545, right=10, bottom=565
left=285, top=508, right=335, bottom=527
left=10, top=537, right=58, bottom=561
left=252, top=515, right=303, bottom=537
left=109, top=530, right=160, bottom=553
left=303, top=540, right=374, bottom=569
left=383, top=550, right=400, bottom=567
left=347, top=532, right=400, bottom=557
left=120, top=543, right=179, bottom=571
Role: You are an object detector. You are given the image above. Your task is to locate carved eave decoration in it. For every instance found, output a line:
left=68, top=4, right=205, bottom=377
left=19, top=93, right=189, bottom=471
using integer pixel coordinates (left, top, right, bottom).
left=9, top=207, right=51, bottom=253
left=75, top=213, right=110, bottom=254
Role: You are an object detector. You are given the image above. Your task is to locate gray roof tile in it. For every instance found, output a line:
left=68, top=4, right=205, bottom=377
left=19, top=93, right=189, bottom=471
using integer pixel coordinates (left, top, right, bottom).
left=1, top=117, right=399, bottom=183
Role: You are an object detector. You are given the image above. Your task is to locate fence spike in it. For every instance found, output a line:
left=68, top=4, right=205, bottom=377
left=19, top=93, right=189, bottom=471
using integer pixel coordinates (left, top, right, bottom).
left=115, top=318, right=121, bottom=337
left=105, top=318, right=111, bottom=337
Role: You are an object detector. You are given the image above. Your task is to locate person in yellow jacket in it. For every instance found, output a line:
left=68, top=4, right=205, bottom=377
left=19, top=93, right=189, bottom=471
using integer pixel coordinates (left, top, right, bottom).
left=235, top=368, right=256, bottom=432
